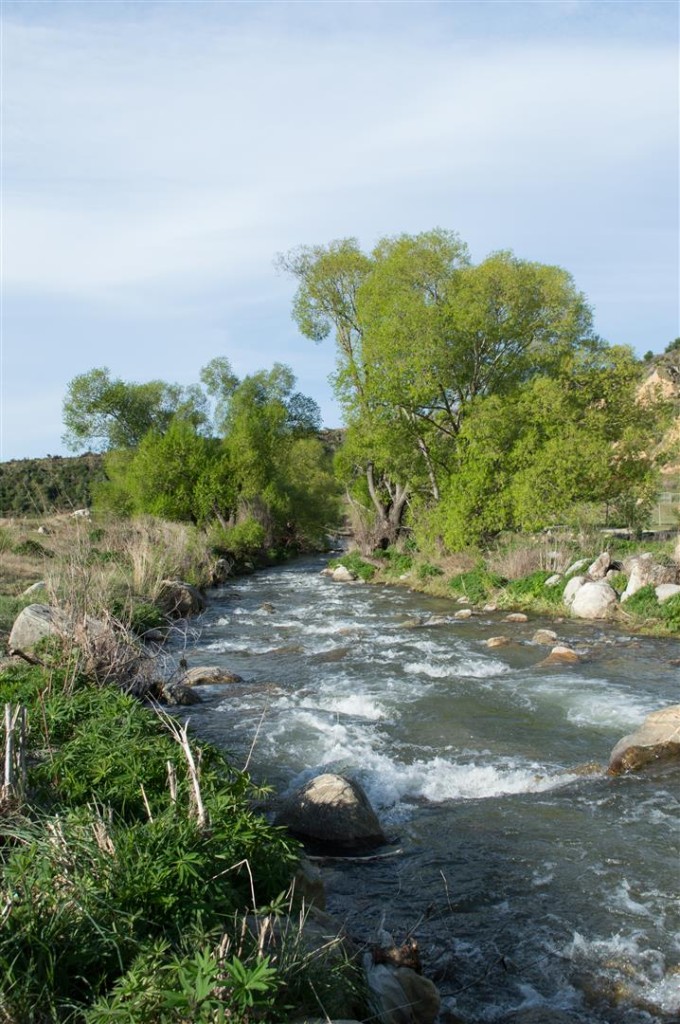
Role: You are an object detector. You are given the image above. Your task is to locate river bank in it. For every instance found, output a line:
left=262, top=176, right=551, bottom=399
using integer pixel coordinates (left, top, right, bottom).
left=327, top=532, right=680, bottom=637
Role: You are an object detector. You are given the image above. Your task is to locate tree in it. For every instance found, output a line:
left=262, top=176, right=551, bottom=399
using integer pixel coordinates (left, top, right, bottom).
left=95, top=417, right=233, bottom=524
left=282, top=229, right=596, bottom=548
left=62, top=367, right=207, bottom=452
left=426, top=345, right=669, bottom=547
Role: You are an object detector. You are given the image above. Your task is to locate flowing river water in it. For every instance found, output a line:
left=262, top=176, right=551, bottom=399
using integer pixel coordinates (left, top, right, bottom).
left=176, top=556, right=680, bottom=1023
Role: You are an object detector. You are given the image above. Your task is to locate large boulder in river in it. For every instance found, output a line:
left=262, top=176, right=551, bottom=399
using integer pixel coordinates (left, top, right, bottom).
left=621, top=554, right=678, bottom=602
left=156, top=580, right=205, bottom=618
left=570, top=581, right=618, bottom=620
left=608, top=705, right=680, bottom=774
left=276, top=773, right=386, bottom=850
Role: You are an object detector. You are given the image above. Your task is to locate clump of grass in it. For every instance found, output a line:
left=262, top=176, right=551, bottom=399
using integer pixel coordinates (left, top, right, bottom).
left=450, top=567, right=504, bottom=604
left=660, top=593, right=680, bottom=631
left=622, top=584, right=661, bottom=619
left=417, top=562, right=444, bottom=581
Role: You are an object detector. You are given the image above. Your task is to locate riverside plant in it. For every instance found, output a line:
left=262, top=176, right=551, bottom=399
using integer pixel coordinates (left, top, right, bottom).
left=0, top=664, right=342, bottom=1022
left=0, top=648, right=368, bottom=1023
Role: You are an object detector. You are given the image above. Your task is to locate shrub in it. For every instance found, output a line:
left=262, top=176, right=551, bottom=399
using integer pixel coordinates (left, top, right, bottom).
left=209, top=518, right=266, bottom=559
left=450, top=567, right=504, bottom=604
left=417, top=562, right=444, bottom=581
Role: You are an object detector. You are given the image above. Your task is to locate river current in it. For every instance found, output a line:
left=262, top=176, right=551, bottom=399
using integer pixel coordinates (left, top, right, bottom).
left=177, top=556, right=680, bottom=1023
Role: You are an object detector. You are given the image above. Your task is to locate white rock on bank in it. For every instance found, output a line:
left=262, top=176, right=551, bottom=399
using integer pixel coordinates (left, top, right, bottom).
left=655, top=583, right=680, bottom=603
left=563, top=575, right=587, bottom=607
left=332, top=565, right=357, bottom=583
left=570, top=580, right=618, bottom=620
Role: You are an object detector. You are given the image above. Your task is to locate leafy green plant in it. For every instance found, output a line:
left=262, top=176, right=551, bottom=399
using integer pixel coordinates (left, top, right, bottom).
left=450, top=567, right=504, bottom=604
left=661, top=593, right=680, bottom=631
left=417, top=562, right=444, bottom=581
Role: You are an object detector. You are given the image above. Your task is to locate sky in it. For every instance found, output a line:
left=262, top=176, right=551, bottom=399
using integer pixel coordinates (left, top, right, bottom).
left=1, top=0, right=678, bottom=460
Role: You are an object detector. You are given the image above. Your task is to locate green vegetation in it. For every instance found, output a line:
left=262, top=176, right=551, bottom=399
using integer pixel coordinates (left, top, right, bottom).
left=328, top=551, right=377, bottom=581
left=0, top=660, right=365, bottom=1022
left=0, top=454, right=105, bottom=516
left=282, top=228, right=672, bottom=552
left=60, top=360, right=341, bottom=559
left=449, top=567, right=504, bottom=605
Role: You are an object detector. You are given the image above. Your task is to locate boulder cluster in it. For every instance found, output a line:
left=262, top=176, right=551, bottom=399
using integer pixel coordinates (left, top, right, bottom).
left=555, top=550, right=680, bottom=619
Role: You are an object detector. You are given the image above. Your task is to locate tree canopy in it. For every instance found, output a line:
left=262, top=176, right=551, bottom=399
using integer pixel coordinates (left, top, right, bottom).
left=283, top=228, right=666, bottom=548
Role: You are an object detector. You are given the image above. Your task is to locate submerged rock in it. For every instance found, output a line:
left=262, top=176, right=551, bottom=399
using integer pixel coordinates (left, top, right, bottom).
left=504, top=612, right=528, bottom=623
left=487, top=635, right=511, bottom=648
left=540, top=645, right=580, bottom=666
left=364, top=926, right=441, bottom=1024
left=532, top=629, right=558, bottom=645
left=160, top=680, right=202, bottom=705
left=180, top=665, right=243, bottom=686
left=608, top=704, right=680, bottom=774
left=275, top=773, right=386, bottom=850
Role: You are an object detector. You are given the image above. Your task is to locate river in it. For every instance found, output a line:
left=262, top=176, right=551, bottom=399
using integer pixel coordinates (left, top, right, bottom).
left=176, top=556, right=680, bottom=1023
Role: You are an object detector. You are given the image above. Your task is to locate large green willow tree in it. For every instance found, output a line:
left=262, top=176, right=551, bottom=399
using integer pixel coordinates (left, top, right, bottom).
left=281, top=228, right=608, bottom=549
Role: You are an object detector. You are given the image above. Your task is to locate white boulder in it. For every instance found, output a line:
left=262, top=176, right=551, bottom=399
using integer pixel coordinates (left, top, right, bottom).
left=570, top=581, right=618, bottom=620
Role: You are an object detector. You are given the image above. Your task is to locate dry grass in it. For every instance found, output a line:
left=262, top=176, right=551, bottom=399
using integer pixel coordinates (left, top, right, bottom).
left=1, top=513, right=214, bottom=626
left=486, top=533, right=578, bottom=579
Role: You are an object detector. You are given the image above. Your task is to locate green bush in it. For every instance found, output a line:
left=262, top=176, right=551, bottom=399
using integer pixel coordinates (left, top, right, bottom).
left=450, top=567, right=504, bottom=604
left=417, top=562, right=444, bottom=581
left=209, top=518, right=266, bottom=558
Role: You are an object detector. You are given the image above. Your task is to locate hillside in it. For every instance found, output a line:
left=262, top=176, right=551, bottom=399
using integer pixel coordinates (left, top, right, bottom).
left=0, top=453, right=105, bottom=516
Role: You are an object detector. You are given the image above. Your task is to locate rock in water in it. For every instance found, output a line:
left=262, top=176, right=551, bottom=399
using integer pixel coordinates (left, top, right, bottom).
left=180, top=665, right=243, bottom=686
left=540, top=645, right=580, bottom=666
left=608, top=704, right=680, bottom=774
left=157, top=580, right=206, bottom=618
left=275, top=773, right=386, bottom=850
left=532, top=629, right=558, bottom=645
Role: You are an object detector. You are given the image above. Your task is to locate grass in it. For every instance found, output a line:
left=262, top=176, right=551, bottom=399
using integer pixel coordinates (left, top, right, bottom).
left=0, top=658, right=366, bottom=1023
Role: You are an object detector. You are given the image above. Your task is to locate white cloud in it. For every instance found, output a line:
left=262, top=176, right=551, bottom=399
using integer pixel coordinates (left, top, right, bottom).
left=1, top=2, right=677, bottom=459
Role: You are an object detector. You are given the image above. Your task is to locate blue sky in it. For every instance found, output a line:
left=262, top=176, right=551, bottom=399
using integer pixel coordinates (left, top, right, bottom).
left=2, top=0, right=678, bottom=460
